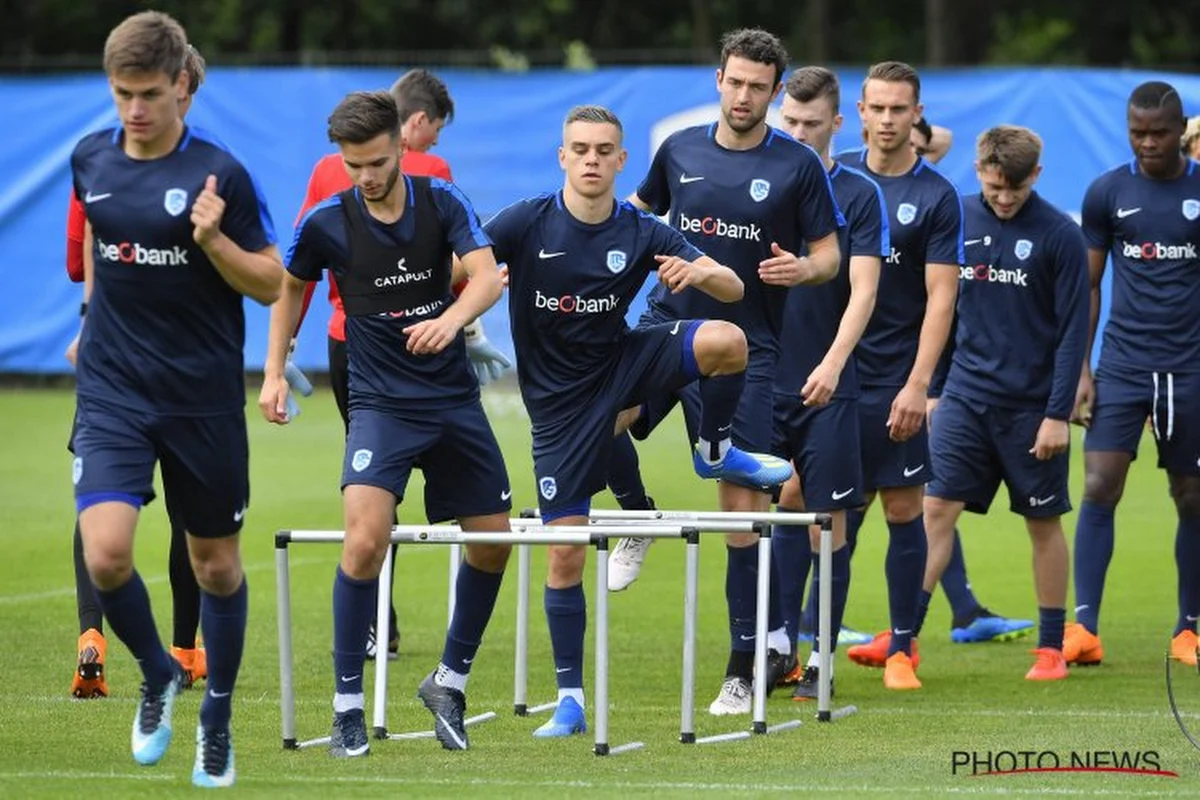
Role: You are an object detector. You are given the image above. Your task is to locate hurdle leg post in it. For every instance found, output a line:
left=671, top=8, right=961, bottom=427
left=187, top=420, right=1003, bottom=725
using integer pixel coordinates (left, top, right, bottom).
left=513, top=543, right=531, bottom=714
left=372, top=541, right=395, bottom=739
left=447, top=543, right=460, bottom=624
left=275, top=532, right=299, bottom=749
left=816, top=513, right=834, bottom=722
left=751, top=521, right=771, bottom=735
left=593, top=535, right=610, bottom=756
left=680, top=527, right=699, bottom=744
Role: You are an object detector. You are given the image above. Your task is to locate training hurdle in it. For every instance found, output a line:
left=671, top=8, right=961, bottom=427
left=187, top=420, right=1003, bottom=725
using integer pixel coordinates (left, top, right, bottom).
left=277, top=523, right=707, bottom=756
left=519, top=508, right=855, bottom=724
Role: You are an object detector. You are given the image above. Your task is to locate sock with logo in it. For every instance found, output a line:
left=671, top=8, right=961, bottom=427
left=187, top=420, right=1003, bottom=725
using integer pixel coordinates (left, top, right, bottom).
left=1039, top=606, right=1066, bottom=651
left=94, top=570, right=174, bottom=690
left=697, top=373, right=746, bottom=464
left=199, top=578, right=247, bottom=730
left=810, top=545, right=852, bottom=653
left=439, top=561, right=505, bottom=683
left=885, top=517, right=927, bottom=657
left=726, top=544, right=758, bottom=662
left=1072, top=501, right=1115, bottom=635
left=1175, top=515, right=1200, bottom=636
left=332, top=566, right=377, bottom=703
left=771, top=517, right=812, bottom=643
left=168, top=515, right=202, bottom=649
left=545, top=583, right=586, bottom=690
left=607, top=433, right=652, bottom=509
left=939, top=529, right=983, bottom=621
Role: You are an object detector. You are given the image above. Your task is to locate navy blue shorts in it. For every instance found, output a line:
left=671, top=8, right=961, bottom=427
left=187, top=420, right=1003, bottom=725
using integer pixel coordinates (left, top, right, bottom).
left=71, top=396, right=249, bottom=539
left=1085, top=364, right=1200, bottom=476
left=532, top=321, right=700, bottom=521
left=927, top=394, right=1071, bottom=518
left=771, top=396, right=864, bottom=512
left=858, top=385, right=932, bottom=493
left=343, top=400, right=511, bottom=524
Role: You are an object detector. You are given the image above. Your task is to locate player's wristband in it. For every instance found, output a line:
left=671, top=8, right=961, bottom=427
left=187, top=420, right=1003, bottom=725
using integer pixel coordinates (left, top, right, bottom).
left=79, top=302, right=88, bottom=318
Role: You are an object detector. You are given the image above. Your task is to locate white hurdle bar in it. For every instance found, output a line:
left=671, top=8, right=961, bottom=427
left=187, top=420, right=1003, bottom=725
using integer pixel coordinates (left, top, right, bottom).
left=276, top=523, right=697, bottom=756
left=521, top=508, right=850, bottom=725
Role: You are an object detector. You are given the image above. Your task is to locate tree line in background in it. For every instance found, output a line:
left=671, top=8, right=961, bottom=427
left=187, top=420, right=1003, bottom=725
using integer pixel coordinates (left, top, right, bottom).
left=2, top=0, right=1197, bottom=70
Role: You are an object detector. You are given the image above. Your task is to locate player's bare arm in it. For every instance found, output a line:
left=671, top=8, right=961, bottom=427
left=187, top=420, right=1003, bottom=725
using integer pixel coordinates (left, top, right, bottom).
left=889, top=261, right=958, bottom=441
left=404, top=246, right=504, bottom=356
left=260, top=271, right=309, bottom=424
left=803, top=253, right=880, bottom=407
left=758, top=231, right=840, bottom=287
left=191, top=174, right=283, bottom=305
left=1071, top=246, right=1107, bottom=428
left=655, top=253, right=744, bottom=301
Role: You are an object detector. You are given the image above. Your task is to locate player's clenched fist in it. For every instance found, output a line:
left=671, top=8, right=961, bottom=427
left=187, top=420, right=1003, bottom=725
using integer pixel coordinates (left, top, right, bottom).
left=191, top=174, right=225, bottom=247
left=258, top=373, right=292, bottom=425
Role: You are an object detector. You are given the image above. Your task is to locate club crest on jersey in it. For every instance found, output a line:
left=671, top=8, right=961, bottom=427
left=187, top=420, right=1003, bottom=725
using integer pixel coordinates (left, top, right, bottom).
left=351, top=448, right=373, bottom=473
left=539, top=476, right=558, bottom=500
left=749, top=179, right=770, bottom=202
left=164, top=188, right=188, bottom=217
left=897, top=203, right=918, bottom=225
left=1014, top=239, right=1033, bottom=260
left=1183, top=199, right=1200, bottom=221
left=605, top=250, right=627, bottom=273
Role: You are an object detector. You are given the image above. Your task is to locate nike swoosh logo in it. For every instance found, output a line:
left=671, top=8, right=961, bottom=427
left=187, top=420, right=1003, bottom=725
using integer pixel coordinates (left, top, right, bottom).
left=669, top=320, right=682, bottom=335
left=893, top=629, right=913, bottom=636
left=500, top=489, right=512, bottom=501
left=679, top=174, right=705, bottom=184
left=436, top=714, right=467, bottom=748
left=463, top=657, right=474, bottom=664
left=717, top=424, right=732, bottom=433
left=233, top=506, right=248, bottom=522
left=831, top=488, right=854, bottom=500
left=964, top=238, right=983, bottom=246
left=340, top=675, right=360, bottom=683
left=555, top=667, right=571, bottom=673
left=738, top=634, right=755, bottom=641
left=1031, top=495, right=1056, bottom=506
left=538, top=249, right=565, bottom=259
left=208, top=690, right=231, bottom=699
left=1187, top=615, right=1200, bottom=622
left=1116, top=207, right=1141, bottom=218
left=902, top=464, right=924, bottom=477
left=1074, top=604, right=1089, bottom=613
left=84, top=191, right=112, bottom=203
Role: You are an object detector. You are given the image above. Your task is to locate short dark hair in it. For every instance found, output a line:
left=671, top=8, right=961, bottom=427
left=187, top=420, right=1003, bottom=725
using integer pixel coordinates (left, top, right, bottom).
left=183, top=44, right=206, bottom=96
left=863, top=60, right=921, bottom=103
left=784, top=66, right=840, bottom=108
left=327, top=90, right=400, bottom=145
left=389, top=69, right=455, bottom=126
left=976, top=125, right=1043, bottom=186
left=563, top=104, right=623, bottom=134
left=719, top=28, right=789, bottom=87
left=103, top=10, right=187, bottom=81
left=1129, top=80, right=1184, bottom=121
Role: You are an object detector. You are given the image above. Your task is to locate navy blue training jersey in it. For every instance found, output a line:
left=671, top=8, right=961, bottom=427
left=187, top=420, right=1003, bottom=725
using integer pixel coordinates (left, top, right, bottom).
left=775, top=162, right=889, bottom=400
left=1081, top=159, right=1200, bottom=373
left=485, top=192, right=704, bottom=419
left=943, top=193, right=1089, bottom=420
left=638, top=124, right=842, bottom=372
left=836, top=148, right=964, bottom=387
left=286, top=177, right=490, bottom=410
left=71, top=126, right=276, bottom=415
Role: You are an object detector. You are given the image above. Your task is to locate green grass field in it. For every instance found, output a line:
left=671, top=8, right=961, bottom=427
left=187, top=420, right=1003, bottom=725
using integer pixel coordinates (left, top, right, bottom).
left=0, top=386, right=1196, bottom=797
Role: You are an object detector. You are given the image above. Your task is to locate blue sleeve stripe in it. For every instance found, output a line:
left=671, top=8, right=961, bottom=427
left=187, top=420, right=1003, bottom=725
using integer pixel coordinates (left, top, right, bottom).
left=188, top=127, right=279, bottom=246
left=953, top=188, right=966, bottom=264
left=286, top=195, right=340, bottom=268
left=871, top=178, right=890, bottom=257
left=435, top=178, right=490, bottom=249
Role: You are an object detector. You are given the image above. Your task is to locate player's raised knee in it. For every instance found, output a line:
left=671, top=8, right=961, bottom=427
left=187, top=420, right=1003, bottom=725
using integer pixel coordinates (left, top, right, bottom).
left=692, top=320, right=747, bottom=374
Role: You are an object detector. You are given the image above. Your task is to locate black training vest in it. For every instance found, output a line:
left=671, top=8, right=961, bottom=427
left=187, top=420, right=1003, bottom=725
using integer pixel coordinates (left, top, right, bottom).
left=337, top=178, right=453, bottom=318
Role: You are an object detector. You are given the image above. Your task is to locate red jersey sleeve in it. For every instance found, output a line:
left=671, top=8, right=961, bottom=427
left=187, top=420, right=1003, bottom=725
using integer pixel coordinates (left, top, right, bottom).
left=66, top=190, right=86, bottom=282
left=293, top=155, right=352, bottom=336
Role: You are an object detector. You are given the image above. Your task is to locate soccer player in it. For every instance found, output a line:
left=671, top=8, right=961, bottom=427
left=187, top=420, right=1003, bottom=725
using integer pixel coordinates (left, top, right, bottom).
left=837, top=61, right=961, bottom=691
left=485, top=103, right=788, bottom=736
left=771, top=66, right=885, bottom=699
left=916, top=125, right=1087, bottom=681
left=65, top=42, right=210, bottom=700
left=610, top=28, right=842, bottom=715
left=72, top=11, right=280, bottom=786
left=261, top=90, right=512, bottom=754
left=1068, top=81, right=1200, bottom=667
left=290, top=68, right=509, bottom=662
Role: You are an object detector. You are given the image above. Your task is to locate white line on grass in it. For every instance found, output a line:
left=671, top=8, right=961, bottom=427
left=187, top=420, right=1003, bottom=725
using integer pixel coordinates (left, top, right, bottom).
left=0, top=771, right=1181, bottom=795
